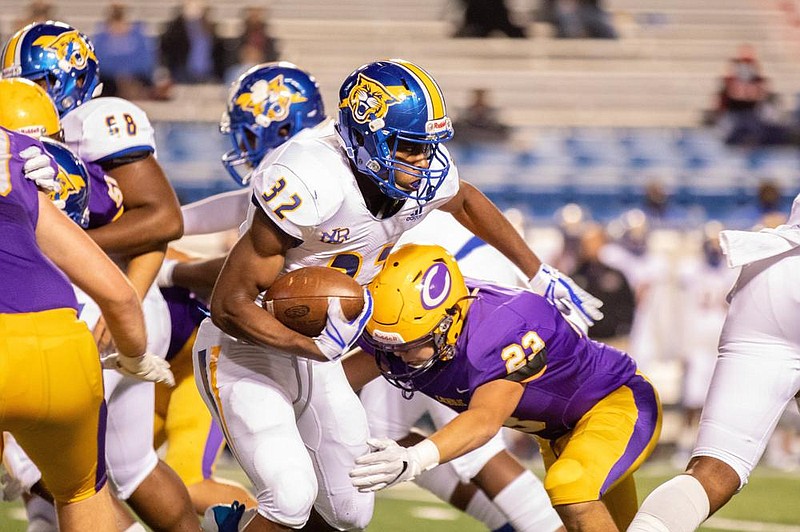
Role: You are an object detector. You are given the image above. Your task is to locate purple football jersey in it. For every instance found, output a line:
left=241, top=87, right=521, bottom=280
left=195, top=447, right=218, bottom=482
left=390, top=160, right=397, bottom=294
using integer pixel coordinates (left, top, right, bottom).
left=0, top=127, right=79, bottom=313
left=86, top=161, right=124, bottom=228
left=369, top=280, right=638, bottom=440
left=160, top=286, right=209, bottom=361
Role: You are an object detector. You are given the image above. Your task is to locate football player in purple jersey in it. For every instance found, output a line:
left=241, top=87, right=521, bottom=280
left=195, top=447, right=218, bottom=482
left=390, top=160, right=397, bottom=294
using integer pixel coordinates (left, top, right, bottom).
left=0, top=114, right=171, bottom=531
left=350, top=244, right=662, bottom=532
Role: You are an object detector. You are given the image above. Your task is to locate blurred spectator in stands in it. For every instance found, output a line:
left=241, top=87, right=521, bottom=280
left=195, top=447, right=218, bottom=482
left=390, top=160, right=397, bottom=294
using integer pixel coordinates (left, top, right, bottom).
left=759, top=92, right=793, bottom=145
left=602, top=209, right=672, bottom=374
left=237, top=7, right=279, bottom=64
left=553, top=202, right=591, bottom=274
left=160, top=1, right=226, bottom=83
left=13, top=0, right=53, bottom=31
left=453, top=0, right=527, bottom=38
left=453, top=88, right=510, bottom=145
left=737, top=179, right=786, bottom=227
left=712, top=44, right=770, bottom=146
left=570, top=222, right=635, bottom=345
left=223, top=6, right=280, bottom=84
left=539, top=0, right=617, bottom=39
left=92, top=3, right=156, bottom=100
left=641, top=180, right=689, bottom=228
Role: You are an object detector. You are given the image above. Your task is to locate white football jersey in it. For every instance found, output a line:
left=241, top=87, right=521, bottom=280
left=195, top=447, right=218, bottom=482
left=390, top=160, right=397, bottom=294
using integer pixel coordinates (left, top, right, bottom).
left=62, top=97, right=156, bottom=163
left=248, top=121, right=460, bottom=285
left=398, top=209, right=527, bottom=287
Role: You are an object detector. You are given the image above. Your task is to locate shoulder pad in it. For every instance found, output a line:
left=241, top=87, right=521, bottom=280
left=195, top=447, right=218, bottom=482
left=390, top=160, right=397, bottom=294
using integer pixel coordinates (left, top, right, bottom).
left=251, top=141, right=346, bottom=240
left=62, top=97, right=156, bottom=163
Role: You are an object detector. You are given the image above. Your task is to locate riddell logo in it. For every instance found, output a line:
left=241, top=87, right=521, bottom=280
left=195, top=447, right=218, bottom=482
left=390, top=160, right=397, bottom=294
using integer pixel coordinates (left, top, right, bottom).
left=372, top=329, right=405, bottom=345
left=426, top=117, right=452, bottom=134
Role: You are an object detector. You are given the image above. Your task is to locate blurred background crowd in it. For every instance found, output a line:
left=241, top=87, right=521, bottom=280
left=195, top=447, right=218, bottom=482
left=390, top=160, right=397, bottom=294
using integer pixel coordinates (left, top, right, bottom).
left=3, top=0, right=800, bottom=469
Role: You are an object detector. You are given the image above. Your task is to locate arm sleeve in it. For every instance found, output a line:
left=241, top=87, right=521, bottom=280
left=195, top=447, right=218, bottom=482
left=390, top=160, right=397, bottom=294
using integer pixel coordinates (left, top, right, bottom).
left=181, top=188, right=252, bottom=235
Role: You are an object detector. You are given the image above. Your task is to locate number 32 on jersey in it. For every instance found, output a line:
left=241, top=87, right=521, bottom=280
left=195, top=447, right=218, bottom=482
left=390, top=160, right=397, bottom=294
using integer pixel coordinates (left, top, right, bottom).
left=261, top=177, right=301, bottom=220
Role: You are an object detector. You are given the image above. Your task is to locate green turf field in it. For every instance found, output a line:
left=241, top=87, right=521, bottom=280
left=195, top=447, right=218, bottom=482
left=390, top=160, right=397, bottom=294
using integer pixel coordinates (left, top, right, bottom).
left=1, top=461, right=798, bottom=531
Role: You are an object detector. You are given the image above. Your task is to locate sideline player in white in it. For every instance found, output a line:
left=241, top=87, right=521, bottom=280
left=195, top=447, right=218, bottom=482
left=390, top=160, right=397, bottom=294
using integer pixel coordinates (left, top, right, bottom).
left=628, top=194, right=800, bottom=531
left=672, top=222, right=739, bottom=465
left=2, top=21, right=197, bottom=531
left=194, top=59, right=601, bottom=531
left=162, top=62, right=562, bottom=531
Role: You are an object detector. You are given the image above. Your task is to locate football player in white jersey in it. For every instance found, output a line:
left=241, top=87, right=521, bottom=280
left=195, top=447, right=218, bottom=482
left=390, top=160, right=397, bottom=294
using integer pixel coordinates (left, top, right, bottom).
left=628, top=196, right=800, bottom=531
left=2, top=21, right=197, bottom=532
left=158, top=62, right=562, bottom=532
left=193, top=59, right=601, bottom=531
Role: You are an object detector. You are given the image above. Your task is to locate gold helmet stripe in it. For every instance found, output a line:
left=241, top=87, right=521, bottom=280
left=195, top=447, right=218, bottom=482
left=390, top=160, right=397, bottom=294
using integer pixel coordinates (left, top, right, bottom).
left=390, top=59, right=447, bottom=121
left=2, top=26, right=31, bottom=72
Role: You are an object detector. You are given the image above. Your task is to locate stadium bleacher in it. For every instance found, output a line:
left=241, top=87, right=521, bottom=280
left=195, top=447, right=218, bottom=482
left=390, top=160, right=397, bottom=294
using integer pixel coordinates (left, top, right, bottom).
left=0, top=0, right=797, bottom=222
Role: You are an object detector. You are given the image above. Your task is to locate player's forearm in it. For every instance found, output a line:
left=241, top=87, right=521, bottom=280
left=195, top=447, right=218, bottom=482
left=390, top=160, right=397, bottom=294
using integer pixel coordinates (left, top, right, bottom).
left=210, top=298, right=329, bottom=362
left=172, top=256, right=226, bottom=299
left=428, top=409, right=503, bottom=464
left=125, top=247, right=166, bottom=301
left=181, top=188, right=251, bottom=235
left=450, top=182, right=541, bottom=277
left=87, top=205, right=183, bottom=255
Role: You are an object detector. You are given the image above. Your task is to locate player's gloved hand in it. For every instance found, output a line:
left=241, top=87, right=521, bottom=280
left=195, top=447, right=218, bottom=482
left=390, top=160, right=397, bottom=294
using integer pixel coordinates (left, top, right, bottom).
left=314, top=289, right=373, bottom=361
left=350, top=438, right=440, bottom=493
left=0, top=466, right=23, bottom=502
left=20, top=146, right=59, bottom=194
left=528, top=263, right=604, bottom=333
left=101, top=352, right=176, bottom=386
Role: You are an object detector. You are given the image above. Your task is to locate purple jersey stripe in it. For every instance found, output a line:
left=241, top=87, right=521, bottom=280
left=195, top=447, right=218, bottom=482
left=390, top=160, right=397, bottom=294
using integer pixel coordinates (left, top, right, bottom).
left=94, top=399, right=108, bottom=491
left=599, top=374, right=661, bottom=495
left=201, top=420, right=225, bottom=479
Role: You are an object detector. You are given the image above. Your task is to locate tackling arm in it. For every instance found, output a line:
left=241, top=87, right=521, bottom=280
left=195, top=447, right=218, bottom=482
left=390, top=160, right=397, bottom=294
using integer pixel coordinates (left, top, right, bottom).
left=350, top=379, right=524, bottom=492
left=429, top=379, right=524, bottom=463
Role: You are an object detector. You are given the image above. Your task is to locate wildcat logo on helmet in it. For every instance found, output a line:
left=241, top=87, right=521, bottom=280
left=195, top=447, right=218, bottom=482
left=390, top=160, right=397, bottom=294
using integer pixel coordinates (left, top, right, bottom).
left=49, top=166, right=86, bottom=204
left=32, top=31, right=95, bottom=72
left=339, top=73, right=412, bottom=124
left=235, top=75, right=307, bottom=127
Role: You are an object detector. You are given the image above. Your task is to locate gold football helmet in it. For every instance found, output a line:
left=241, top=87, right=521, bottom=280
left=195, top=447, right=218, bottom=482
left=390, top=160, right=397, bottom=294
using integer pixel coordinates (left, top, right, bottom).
left=0, top=78, right=61, bottom=138
left=366, top=243, right=472, bottom=395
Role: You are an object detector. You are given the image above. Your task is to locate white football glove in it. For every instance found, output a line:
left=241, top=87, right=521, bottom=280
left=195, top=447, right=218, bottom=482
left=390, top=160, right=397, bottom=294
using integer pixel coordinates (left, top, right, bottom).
left=529, top=263, right=604, bottom=333
left=20, top=146, right=59, bottom=194
left=314, top=289, right=373, bottom=361
left=350, top=438, right=440, bottom=493
left=101, top=352, right=176, bottom=386
left=0, top=466, right=23, bottom=502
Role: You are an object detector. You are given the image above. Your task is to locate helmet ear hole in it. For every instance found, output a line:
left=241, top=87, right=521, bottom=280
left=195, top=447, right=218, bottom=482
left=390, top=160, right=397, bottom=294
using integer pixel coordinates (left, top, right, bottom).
left=353, top=129, right=365, bottom=147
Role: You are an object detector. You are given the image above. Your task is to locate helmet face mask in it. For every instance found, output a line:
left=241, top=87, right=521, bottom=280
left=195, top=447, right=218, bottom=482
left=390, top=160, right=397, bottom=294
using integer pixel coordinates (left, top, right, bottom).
left=366, top=244, right=470, bottom=396
left=337, top=60, right=454, bottom=203
left=2, top=21, right=102, bottom=116
left=221, top=61, right=325, bottom=186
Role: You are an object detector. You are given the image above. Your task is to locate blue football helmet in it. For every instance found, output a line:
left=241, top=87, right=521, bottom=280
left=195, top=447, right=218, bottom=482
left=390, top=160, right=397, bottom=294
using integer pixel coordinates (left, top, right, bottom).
left=2, top=21, right=102, bottom=116
left=336, top=59, right=454, bottom=203
left=220, top=61, right=325, bottom=186
left=40, top=137, right=91, bottom=228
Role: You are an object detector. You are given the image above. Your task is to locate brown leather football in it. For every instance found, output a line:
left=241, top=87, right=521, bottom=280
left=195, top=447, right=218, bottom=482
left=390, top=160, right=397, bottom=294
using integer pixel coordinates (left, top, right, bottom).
left=263, top=267, right=364, bottom=337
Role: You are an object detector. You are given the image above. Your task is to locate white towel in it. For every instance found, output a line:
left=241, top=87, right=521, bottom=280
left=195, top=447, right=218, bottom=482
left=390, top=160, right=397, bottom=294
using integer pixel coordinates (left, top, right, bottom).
left=720, top=193, right=800, bottom=268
